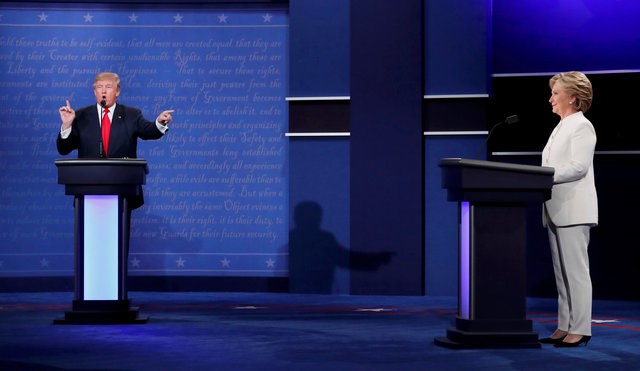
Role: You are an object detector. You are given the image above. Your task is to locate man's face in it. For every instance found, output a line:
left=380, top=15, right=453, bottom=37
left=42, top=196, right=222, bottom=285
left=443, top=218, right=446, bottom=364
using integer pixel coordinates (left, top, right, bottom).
left=93, top=78, right=120, bottom=107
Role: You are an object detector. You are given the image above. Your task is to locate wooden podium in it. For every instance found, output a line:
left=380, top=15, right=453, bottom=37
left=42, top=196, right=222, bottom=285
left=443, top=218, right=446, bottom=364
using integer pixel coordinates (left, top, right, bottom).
left=434, top=158, right=554, bottom=348
left=54, top=158, right=149, bottom=324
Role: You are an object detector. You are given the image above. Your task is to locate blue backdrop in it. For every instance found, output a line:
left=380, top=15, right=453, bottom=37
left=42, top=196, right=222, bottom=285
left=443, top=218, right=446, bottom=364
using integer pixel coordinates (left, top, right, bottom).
left=493, top=0, right=640, bottom=74
left=0, top=4, right=289, bottom=278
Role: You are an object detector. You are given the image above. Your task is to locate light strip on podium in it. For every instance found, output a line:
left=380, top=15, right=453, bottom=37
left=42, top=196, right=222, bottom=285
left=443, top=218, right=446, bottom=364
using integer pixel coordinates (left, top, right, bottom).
left=83, top=195, right=119, bottom=300
left=460, top=202, right=470, bottom=319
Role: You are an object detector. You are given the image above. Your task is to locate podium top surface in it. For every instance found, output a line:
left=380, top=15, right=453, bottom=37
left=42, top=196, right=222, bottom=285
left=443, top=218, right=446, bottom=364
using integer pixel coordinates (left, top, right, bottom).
left=438, top=158, right=553, bottom=202
left=55, top=158, right=149, bottom=173
left=55, top=158, right=150, bottom=191
left=439, top=158, right=554, bottom=176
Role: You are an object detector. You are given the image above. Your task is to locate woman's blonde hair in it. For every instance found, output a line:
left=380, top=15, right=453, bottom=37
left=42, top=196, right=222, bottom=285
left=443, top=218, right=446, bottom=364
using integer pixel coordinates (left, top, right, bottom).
left=549, top=71, right=593, bottom=112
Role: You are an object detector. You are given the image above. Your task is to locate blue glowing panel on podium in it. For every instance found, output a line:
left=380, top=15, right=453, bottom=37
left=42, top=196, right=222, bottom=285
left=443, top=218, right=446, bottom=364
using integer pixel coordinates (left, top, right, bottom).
left=460, top=201, right=470, bottom=319
left=83, top=196, right=119, bottom=300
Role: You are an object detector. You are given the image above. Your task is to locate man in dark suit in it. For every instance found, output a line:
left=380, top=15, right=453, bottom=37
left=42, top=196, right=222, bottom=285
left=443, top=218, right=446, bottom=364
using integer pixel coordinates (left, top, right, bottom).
left=57, top=71, right=173, bottom=158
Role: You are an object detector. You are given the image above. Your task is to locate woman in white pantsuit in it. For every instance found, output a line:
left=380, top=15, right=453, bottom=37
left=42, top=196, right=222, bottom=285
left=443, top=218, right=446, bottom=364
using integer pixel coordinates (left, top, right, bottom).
left=539, top=71, right=597, bottom=348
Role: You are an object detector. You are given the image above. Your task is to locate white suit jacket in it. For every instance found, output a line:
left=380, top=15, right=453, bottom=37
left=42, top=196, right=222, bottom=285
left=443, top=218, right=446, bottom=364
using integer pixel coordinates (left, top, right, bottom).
left=541, top=111, right=598, bottom=227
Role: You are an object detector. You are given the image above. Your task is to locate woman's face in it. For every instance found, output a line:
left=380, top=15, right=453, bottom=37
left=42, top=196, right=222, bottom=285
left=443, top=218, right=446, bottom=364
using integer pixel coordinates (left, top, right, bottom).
left=549, top=81, right=575, bottom=118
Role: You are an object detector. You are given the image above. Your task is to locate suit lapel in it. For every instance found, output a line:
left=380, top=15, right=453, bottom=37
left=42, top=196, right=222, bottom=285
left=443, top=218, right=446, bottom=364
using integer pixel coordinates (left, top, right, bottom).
left=90, top=105, right=100, bottom=129
left=109, top=104, right=130, bottom=157
left=113, top=104, right=126, bottom=124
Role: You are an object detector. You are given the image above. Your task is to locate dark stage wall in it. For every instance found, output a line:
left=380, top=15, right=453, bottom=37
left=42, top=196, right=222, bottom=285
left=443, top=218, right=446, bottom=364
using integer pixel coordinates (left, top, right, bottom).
left=288, top=0, right=640, bottom=300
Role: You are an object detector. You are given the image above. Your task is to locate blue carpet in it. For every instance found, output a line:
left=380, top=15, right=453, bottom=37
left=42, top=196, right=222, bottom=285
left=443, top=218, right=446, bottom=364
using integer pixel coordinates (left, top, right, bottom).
left=1, top=292, right=638, bottom=370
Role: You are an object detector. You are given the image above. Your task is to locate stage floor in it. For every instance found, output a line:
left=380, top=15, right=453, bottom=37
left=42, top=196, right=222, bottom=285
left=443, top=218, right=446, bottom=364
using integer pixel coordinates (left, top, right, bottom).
left=1, top=292, right=639, bottom=370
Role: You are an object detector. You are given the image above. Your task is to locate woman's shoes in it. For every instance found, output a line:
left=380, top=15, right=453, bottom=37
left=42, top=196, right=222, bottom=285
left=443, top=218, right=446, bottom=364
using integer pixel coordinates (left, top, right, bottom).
left=554, top=335, right=591, bottom=348
left=539, top=336, right=566, bottom=345
left=539, top=330, right=568, bottom=344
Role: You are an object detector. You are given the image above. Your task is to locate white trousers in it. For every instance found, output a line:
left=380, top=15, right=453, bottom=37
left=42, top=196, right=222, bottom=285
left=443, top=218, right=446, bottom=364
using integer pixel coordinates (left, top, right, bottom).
left=547, top=223, right=592, bottom=336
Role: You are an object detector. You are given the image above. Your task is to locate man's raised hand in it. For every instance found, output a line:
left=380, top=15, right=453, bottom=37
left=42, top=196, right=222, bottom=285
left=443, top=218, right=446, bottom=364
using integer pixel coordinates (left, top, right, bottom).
left=59, top=100, right=75, bottom=130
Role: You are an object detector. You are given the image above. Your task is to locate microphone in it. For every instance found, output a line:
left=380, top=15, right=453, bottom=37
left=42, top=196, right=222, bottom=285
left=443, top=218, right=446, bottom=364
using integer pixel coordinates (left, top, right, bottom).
left=504, top=115, right=519, bottom=125
left=99, top=97, right=106, bottom=158
left=480, top=115, right=519, bottom=158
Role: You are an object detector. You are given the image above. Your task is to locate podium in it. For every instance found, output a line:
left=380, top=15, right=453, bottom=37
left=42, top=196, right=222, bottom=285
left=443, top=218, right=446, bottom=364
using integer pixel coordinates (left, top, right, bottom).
left=434, top=158, right=554, bottom=348
left=54, top=158, right=149, bottom=324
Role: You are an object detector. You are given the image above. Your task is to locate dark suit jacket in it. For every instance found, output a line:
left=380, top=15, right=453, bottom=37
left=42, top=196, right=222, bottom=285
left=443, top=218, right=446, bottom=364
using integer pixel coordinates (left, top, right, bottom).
left=57, top=103, right=164, bottom=158
left=57, top=103, right=165, bottom=208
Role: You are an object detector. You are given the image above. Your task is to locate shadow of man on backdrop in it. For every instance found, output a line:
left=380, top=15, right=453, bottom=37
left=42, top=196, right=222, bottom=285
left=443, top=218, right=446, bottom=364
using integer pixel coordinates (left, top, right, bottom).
left=288, top=201, right=393, bottom=294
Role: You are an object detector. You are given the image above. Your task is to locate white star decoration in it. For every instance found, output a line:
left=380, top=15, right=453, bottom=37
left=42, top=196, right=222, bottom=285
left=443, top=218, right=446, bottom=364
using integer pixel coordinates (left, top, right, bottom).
left=23, top=10, right=283, bottom=27
left=176, top=257, right=186, bottom=268
left=40, top=258, right=49, bottom=267
left=266, top=258, right=275, bottom=268
left=130, top=257, right=140, bottom=268
left=221, top=258, right=230, bottom=268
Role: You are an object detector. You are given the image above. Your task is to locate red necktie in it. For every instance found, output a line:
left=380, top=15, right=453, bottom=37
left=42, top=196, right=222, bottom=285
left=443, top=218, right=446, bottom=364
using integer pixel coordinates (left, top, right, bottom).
left=102, top=107, right=111, bottom=156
